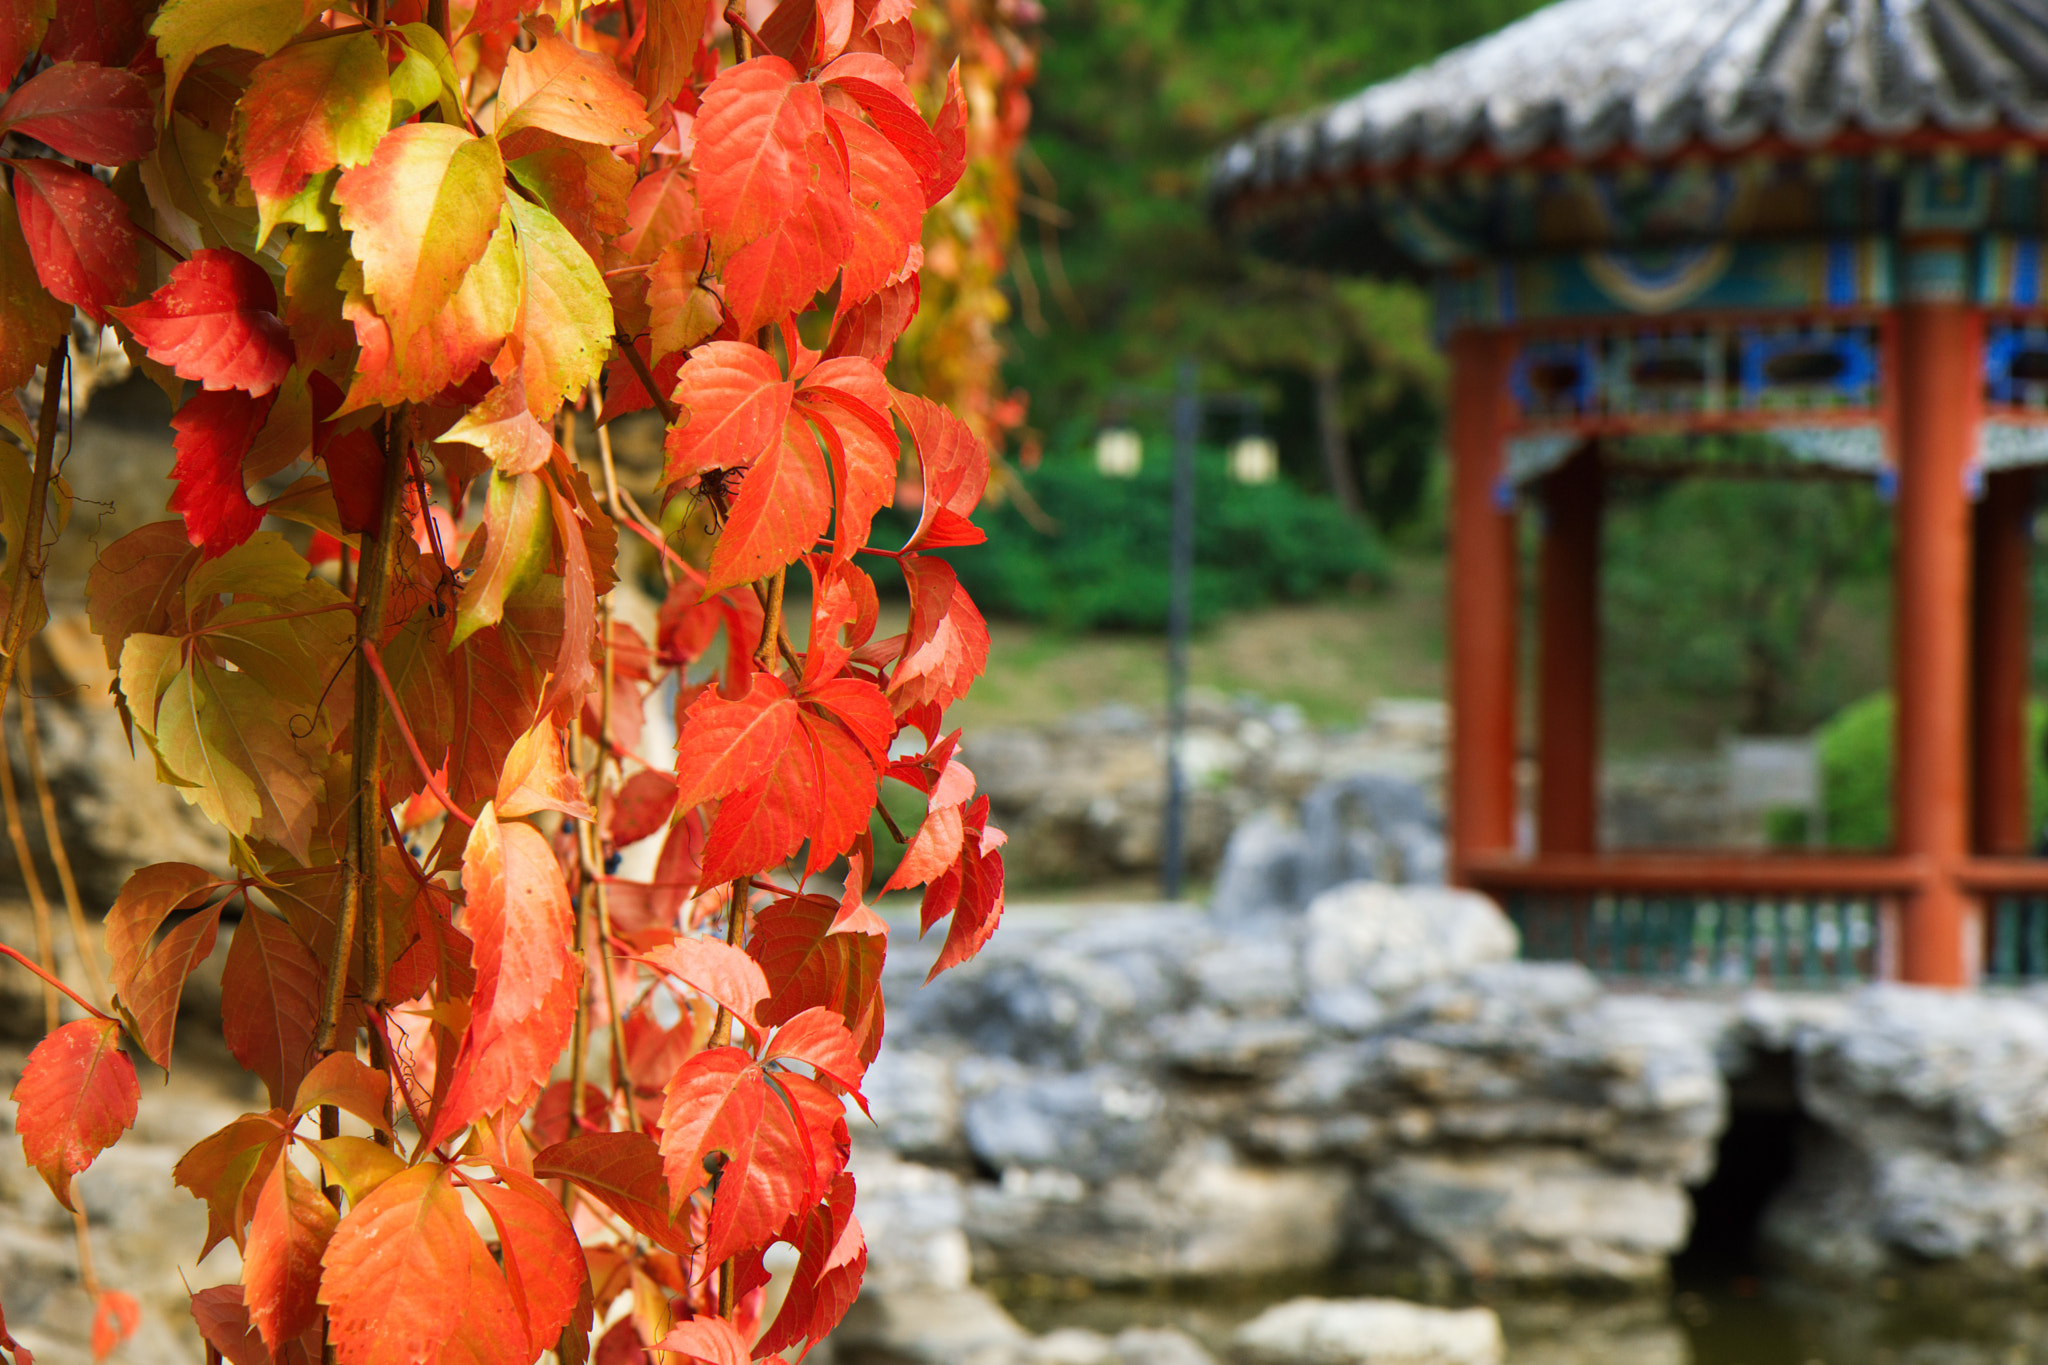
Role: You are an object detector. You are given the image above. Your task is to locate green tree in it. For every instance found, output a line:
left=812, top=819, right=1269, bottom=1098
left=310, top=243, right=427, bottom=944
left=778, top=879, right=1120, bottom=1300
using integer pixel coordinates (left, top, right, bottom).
left=1012, top=0, right=1544, bottom=529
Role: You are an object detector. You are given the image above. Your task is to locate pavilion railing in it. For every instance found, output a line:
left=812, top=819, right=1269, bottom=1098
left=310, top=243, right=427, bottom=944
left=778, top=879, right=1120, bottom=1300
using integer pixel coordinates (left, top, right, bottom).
left=1472, top=856, right=2048, bottom=988
left=1464, top=855, right=1924, bottom=988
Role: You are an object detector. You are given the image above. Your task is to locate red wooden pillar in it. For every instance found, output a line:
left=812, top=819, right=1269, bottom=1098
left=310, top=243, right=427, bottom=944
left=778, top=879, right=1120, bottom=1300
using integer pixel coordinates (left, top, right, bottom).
left=1538, top=444, right=1601, bottom=854
left=1972, top=467, right=2033, bottom=857
left=1448, top=329, right=1520, bottom=877
left=1893, top=276, right=1980, bottom=985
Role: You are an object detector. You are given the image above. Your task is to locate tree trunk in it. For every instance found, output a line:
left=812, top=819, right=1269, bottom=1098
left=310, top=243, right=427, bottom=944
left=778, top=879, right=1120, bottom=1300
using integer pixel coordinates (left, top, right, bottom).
left=1313, top=363, right=1364, bottom=520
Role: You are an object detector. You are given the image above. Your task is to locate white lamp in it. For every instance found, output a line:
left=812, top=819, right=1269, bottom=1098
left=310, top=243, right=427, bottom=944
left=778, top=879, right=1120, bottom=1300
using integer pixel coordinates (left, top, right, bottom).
left=1095, top=427, right=1143, bottom=478
left=1228, top=435, right=1278, bottom=484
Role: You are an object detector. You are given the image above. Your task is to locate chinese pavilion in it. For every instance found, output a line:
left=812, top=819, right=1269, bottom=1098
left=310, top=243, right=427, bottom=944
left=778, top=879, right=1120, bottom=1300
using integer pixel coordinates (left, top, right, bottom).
left=1211, top=0, right=2048, bottom=987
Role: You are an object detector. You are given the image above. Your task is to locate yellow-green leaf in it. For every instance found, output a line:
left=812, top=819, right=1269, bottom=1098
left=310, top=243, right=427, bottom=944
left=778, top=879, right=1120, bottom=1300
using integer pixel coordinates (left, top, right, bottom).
left=453, top=471, right=552, bottom=648
left=505, top=195, right=611, bottom=418
left=152, top=0, right=312, bottom=111
left=335, top=123, right=504, bottom=341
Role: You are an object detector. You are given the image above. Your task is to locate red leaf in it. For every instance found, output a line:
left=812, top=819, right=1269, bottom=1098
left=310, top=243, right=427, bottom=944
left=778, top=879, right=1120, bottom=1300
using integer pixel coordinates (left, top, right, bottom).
left=0, top=62, right=154, bottom=164
left=825, top=105, right=922, bottom=305
left=662, top=341, right=791, bottom=485
left=10, top=157, right=138, bottom=324
left=705, top=417, right=832, bottom=592
left=657, top=1048, right=817, bottom=1267
left=117, top=901, right=224, bottom=1069
left=749, top=892, right=884, bottom=1050
left=922, top=796, right=1006, bottom=980
left=317, top=1163, right=521, bottom=1365
left=0, top=4, right=43, bottom=83
left=41, top=0, right=153, bottom=67
left=10, top=1018, right=139, bottom=1212
left=894, top=391, right=989, bottom=552
left=495, top=22, right=651, bottom=151
left=292, top=1054, right=393, bottom=1134
left=819, top=52, right=947, bottom=206
left=189, top=1284, right=319, bottom=1365
left=168, top=386, right=278, bottom=559
left=888, top=554, right=988, bottom=712
left=673, top=672, right=798, bottom=811
left=931, top=61, right=969, bottom=203
left=469, top=1169, right=587, bottom=1361
left=653, top=1317, right=750, bottom=1365
left=608, top=769, right=678, bottom=848
left=765, top=1005, right=868, bottom=1096
left=755, top=1172, right=864, bottom=1356
left=89, top=1290, right=138, bottom=1363
left=111, top=247, right=295, bottom=395
left=533, top=1131, right=689, bottom=1253
left=826, top=274, right=918, bottom=363
left=243, top=1156, right=336, bottom=1355
left=692, top=56, right=825, bottom=254
left=716, top=154, right=851, bottom=337
left=431, top=804, right=582, bottom=1145
left=637, top=936, right=769, bottom=1033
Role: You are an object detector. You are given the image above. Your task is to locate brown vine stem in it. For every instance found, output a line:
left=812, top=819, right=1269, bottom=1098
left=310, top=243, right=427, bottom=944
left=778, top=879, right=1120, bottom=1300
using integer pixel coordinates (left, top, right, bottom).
left=611, top=333, right=681, bottom=426
left=19, top=653, right=107, bottom=1008
left=754, top=567, right=787, bottom=672
left=317, top=414, right=412, bottom=1055
left=0, top=342, right=70, bottom=1034
left=0, top=714, right=61, bottom=1034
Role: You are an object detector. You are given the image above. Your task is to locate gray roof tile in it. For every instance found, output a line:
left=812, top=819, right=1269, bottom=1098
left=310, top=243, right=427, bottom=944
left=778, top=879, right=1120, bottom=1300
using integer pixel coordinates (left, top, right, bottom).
left=1212, top=0, right=2048, bottom=205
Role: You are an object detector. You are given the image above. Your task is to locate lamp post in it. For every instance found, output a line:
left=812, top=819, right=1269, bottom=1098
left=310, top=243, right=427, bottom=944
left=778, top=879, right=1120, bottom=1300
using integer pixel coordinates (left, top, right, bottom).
left=1096, top=361, right=1265, bottom=901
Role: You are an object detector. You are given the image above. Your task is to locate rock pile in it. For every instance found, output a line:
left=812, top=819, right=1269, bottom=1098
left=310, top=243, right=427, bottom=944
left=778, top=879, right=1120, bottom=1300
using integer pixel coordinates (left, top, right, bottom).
left=972, top=699, right=1445, bottom=889
left=865, top=882, right=1725, bottom=1294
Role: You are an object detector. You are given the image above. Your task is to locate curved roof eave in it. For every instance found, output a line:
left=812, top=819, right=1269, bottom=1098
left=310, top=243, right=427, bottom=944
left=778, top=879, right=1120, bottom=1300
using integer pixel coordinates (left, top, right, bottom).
left=1212, top=0, right=2048, bottom=213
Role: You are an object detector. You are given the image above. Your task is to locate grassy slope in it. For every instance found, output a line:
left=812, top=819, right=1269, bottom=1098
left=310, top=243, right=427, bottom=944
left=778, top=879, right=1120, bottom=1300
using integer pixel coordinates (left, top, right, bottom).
left=948, top=554, right=1447, bottom=732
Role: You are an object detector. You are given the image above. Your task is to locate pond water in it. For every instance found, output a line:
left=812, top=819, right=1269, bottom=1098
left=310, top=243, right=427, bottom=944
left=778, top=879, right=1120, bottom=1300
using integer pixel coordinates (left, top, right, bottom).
left=992, top=1271, right=2048, bottom=1365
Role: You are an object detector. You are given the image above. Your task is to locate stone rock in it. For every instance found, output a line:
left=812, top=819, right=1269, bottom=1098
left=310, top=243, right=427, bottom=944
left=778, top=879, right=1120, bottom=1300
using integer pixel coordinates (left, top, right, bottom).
left=963, top=1066, right=1173, bottom=1184
left=862, top=1050, right=963, bottom=1163
left=832, top=1286, right=1028, bottom=1365
left=1230, top=1297, right=1502, bottom=1365
left=966, top=1138, right=1351, bottom=1283
left=1209, top=812, right=1308, bottom=916
left=847, top=1146, right=975, bottom=1294
left=1018, top=1327, right=1216, bottom=1365
left=1302, top=883, right=1516, bottom=1013
left=1758, top=985, right=2048, bottom=1285
left=1356, top=1151, right=1691, bottom=1284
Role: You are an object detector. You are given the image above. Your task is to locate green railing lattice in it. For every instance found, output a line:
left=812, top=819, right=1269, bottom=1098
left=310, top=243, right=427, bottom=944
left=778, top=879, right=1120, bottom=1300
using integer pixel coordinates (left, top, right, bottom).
left=1505, top=892, right=1879, bottom=986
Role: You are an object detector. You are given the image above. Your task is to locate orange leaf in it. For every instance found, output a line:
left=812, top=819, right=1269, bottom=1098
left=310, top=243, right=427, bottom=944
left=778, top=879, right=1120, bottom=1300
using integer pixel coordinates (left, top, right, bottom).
left=496, top=714, right=594, bottom=821
left=693, top=57, right=826, bottom=255
left=10, top=1019, right=139, bottom=1212
left=243, top=1156, right=335, bottom=1354
left=662, top=340, right=792, bottom=485
left=637, top=936, right=768, bottom=1033
left=334, top=123, right=505, bottom=340
left=430, top=805, right=581, bottom=1145
left=89, top=1290, right=139, bottom=1363
left=495, top=22, right=650, bottom=152
left=705, top=416, right=832, bottom=592
left=469, top=1169, right=588, bottom=1360
left=317, top=1163, right=521, bottom=1365
left=533, top=1131, right=689, bottom=1253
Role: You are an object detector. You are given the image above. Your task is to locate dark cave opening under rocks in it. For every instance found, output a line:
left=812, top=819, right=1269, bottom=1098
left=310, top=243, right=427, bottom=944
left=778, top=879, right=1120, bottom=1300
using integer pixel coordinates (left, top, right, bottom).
left=1673, top=1047, right=1805, bottom=1286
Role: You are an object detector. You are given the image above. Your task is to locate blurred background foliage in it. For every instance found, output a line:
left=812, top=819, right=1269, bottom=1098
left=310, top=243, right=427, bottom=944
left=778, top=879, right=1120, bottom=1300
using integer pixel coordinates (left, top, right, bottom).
left=1004, top=0, right=1546, bottom=538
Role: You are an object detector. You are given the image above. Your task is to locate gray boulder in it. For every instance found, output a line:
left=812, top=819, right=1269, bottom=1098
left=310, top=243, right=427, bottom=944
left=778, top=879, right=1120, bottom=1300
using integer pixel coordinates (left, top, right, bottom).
left=1231, top=1298, right=1502, bottom=1365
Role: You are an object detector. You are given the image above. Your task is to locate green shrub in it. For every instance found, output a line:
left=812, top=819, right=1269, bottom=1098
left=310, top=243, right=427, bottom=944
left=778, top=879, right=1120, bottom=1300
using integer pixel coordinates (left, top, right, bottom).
left=1816, top=691, right=2048, bottom=850
left=918, top=453, right=1387, bottom=630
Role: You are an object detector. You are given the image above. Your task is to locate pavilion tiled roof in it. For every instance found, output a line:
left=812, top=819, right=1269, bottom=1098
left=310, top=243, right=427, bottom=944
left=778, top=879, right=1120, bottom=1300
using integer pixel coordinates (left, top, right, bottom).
left=1212, top=0, right=2048, bottom=203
